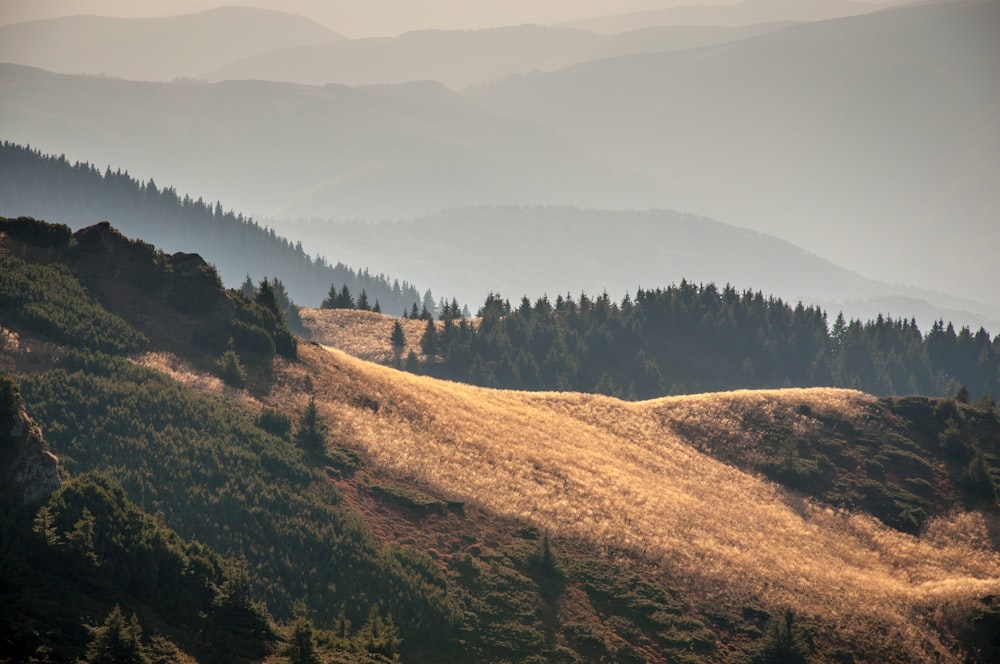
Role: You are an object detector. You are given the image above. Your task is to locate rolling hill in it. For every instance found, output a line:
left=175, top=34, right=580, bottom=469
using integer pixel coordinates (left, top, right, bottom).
left=0, top=6, right=340, bottom=82
left=473, top=0, right=1000, bottom=309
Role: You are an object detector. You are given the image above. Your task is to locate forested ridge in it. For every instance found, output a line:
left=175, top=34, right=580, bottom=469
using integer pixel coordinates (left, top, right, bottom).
left=409, top=285, right=1000, bottom=400
left=0, top=141, right=428, bottom=313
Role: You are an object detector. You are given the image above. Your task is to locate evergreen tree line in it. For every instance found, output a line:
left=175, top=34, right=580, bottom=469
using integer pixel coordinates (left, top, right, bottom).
left=410, top=283, right=1000, bottom=400
left=0, top=141, right=428, bottom=313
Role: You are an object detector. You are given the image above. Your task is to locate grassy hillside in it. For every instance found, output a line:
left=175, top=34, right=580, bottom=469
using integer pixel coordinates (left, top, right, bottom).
left=269, top=342, right=1000, bottom=662
left=5, top=218, right=1000, bottom=662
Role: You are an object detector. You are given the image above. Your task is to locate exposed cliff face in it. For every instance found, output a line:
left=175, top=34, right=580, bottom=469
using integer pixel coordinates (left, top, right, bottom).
left=1, top=380, right=60, bottom=505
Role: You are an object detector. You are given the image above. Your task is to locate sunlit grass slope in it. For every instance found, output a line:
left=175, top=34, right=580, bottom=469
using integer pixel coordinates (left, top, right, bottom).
left=275, top=343, right=1000, bottom=661
left=299, top=308, right=432, bottom=363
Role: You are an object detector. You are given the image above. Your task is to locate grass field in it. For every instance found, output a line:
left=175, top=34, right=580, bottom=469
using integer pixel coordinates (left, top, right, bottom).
left=267, top=342, right=1000, bottom=662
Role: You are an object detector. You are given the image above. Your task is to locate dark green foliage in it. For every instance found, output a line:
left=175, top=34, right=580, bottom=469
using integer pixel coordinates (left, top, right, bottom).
left=0, top=374, right=20, bottom=418
left=18, top=354, right=462, bottom=659
left=409, top=285, right=1000, bottom=400
left=0, top=215, right=72, bottom=247
left=356, top=289, right=371, bottom=311
left=390, top=321, right=406, bottom=352
left=287, top=618, right=321, bottom=664
left=752, top=608, right=812, bottom=664
left=295, top=398, right=328, bottom=457
left=217, top=350, right=247, bottom=388
left=322, top=283, right=356, bottom=310
left=230, top=320, right=276, bottom=357
left=957, top=385, right=971, bottom=404
left=0, top=143, right=426, bottom=313
left=256, top=407, right=292, bottom=439
left=420, top=319, right=438, bottom=358
left=965, top=454, right=997, bottom=502
left=0, top=251, right=147, bottom=355
left=83, top=606, right=151, bottom=664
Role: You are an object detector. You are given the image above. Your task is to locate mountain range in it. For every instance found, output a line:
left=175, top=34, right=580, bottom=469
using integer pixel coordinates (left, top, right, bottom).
left=1, top=0, right=994, bottom=312
left=0, top=6, right=340, bottom=81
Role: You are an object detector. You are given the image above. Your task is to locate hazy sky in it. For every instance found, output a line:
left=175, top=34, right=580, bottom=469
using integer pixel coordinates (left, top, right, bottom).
left=3, top=1, right=782, bottom=37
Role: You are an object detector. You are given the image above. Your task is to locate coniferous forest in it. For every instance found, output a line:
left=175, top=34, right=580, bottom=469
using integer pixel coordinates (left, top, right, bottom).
left=410, top=287, right=1000, bottom=401
left=0, top=142, right=427, bottom=313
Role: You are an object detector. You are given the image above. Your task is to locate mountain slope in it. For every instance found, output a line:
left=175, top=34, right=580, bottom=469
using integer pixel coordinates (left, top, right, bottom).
left=4, top=218, right=999, bottom=662
left=474, top=0, right=1000, bottom=308
left=275, top=340, right=1000, bottom=662
left=0, top=7, right=340, bottom=81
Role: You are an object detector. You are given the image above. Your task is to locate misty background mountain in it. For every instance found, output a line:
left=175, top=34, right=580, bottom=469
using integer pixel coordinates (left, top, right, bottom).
left=1, top=0, right=996, bottom=330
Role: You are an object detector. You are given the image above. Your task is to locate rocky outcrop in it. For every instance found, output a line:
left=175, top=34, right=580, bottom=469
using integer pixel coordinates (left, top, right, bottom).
left=1, top=381, right=60, bottom=505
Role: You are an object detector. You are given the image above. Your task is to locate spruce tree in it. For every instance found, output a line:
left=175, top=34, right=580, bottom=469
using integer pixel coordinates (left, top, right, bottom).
left=84, top=606, right=150, bottom=664
left=390, top=320, right=406, bottom=351
left=420, top=319, right=438, bottom=358
left=356, top=289, right=371, bottom=311
left=321, top=283, right=338, bottom=309
left=337, top=285, right=355, bottom=309
left=286, top=618, right=321, bottom=664
left=296, top=398, right=328, bottom=456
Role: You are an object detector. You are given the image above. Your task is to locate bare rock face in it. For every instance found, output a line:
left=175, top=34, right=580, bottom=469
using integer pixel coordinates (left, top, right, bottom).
left=1, top=384, right=61, bottom=505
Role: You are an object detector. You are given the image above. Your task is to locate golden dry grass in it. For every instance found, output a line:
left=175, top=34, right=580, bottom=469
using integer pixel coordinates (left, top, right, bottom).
left=298, top=308, right=435, bottom=363
left=270, top=343, right=1000, bottom=662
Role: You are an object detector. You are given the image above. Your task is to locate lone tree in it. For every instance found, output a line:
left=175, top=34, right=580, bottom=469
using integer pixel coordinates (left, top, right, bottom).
left=296, top=398, right=328, bottom=456
left=356, top=289, right=371, bottom=311
left=390, top=320, right=406, bottom=353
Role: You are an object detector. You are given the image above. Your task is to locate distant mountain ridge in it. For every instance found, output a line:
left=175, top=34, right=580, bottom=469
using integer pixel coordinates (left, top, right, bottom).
left=204, top=21, right=792, bottom=89
left=564, top=0, right=916, bottom=33
left=281, top=206, right=1000, bottom=334
left=0, top=6, right=340, bottom=81
left=473, top=0, right=1000, bottom=308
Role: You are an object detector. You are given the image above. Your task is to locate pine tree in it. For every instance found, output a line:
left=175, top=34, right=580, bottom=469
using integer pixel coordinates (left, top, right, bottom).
left=337, top=285, right=355, bottom=309
left=321, top=283, right=339, bottom=309
left=286, top=618, right=321, bottom=664
left=390, top=321, right=406, bottom=352
left=296, top=398, right=328, bottom=456
left=420, top=319, right=438, bottom=358
left=239, top=274, right=255, bottom=300
left=84, top=606, right=150, bottom=664
left=356, top=289, right=371, bottom=311
left=217, top=350, right=247, bottom=388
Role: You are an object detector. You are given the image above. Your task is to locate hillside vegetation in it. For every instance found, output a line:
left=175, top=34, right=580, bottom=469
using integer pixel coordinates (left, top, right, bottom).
left=276, top=342, right=1000, bottom=661
left=4, top=218, right=1000, bottom=662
